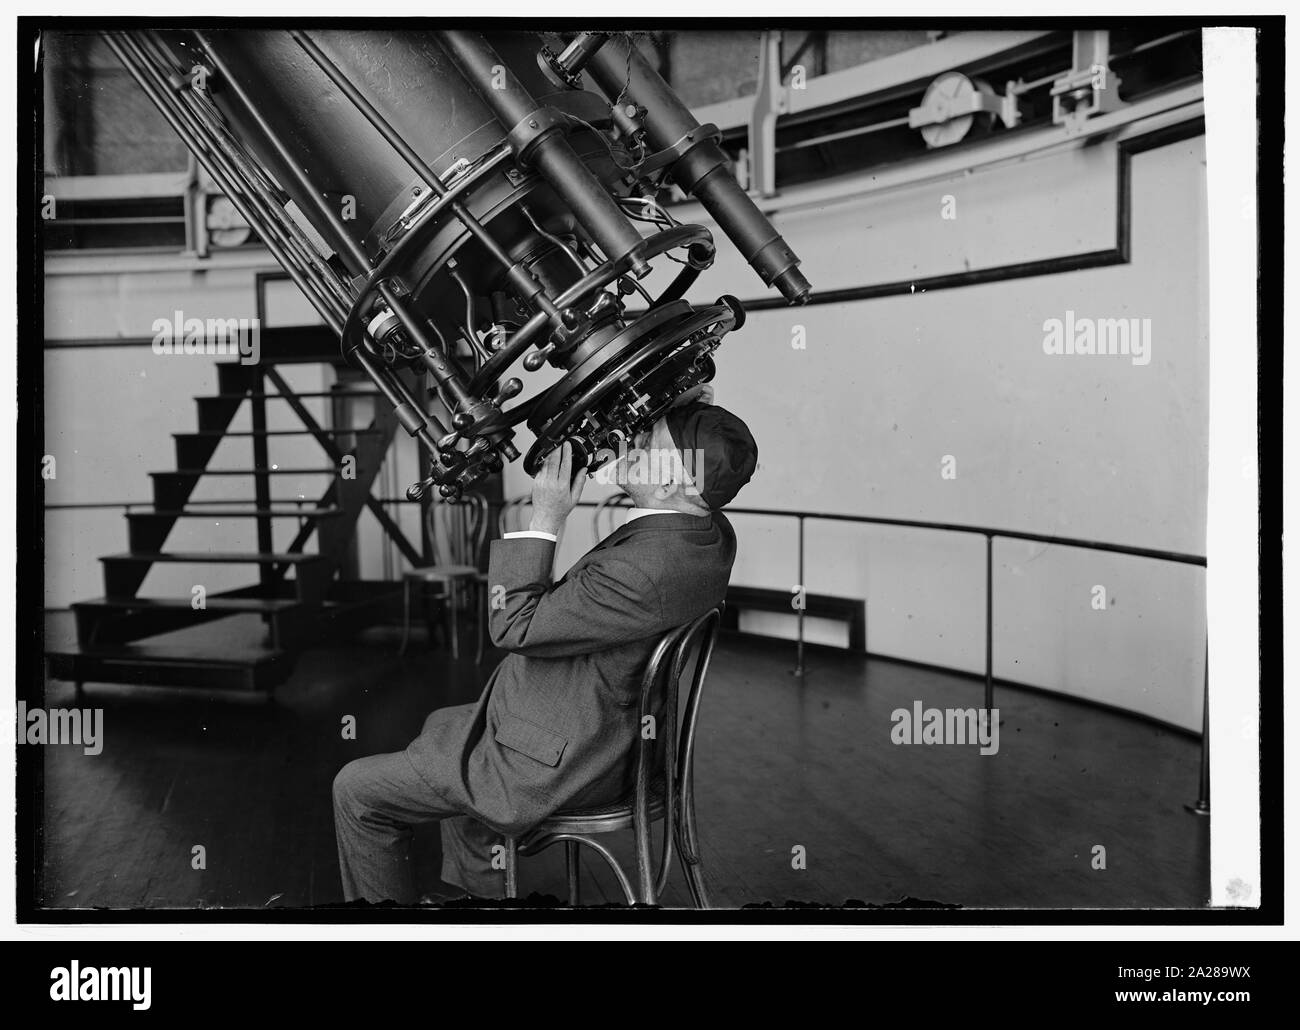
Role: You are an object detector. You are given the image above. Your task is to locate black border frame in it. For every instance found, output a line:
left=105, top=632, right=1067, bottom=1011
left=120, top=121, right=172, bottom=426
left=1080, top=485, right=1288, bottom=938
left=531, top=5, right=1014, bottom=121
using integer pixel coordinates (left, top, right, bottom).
left=16, top=15, right=1284, bottom=927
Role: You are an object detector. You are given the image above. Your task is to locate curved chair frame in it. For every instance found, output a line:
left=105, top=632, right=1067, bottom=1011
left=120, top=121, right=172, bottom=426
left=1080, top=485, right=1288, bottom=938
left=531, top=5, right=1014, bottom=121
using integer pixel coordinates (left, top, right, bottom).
left=590, top=492, right=634, bottom=544
left=504, top=606, right=722, bottom=907
left=497, top=494, right=532, bottom=538
left=430, top=493, right=488, bottom=568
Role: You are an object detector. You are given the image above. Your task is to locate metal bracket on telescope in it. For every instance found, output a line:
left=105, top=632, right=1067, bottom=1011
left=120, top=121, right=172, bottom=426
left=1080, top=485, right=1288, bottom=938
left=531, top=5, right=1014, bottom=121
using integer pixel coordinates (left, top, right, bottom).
left=537, top=31, right=612, bottom=90
left=636, top=123, right=725, bottom=177
left=506, top=107, right=576, bottom=168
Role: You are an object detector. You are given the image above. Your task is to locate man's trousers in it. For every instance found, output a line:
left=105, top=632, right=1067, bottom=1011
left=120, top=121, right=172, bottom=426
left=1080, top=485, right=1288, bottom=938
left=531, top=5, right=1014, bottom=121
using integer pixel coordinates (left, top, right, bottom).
left=333, top=749, right=506, bottom=903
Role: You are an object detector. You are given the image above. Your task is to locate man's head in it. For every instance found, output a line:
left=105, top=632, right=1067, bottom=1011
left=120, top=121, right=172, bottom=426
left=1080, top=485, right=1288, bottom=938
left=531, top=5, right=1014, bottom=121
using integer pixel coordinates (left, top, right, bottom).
left=610, top=400, right=758, bottom=515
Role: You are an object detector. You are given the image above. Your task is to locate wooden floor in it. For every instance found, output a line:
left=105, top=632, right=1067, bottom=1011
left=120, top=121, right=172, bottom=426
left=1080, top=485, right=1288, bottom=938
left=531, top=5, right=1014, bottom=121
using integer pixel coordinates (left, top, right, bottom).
left=35, top=618, right=1210, bottom=911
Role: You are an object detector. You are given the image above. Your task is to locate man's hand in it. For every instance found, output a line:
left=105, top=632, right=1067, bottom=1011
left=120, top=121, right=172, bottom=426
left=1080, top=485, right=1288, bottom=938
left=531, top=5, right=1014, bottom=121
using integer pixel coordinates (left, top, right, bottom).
left=528, top=441, right=586, bottom=536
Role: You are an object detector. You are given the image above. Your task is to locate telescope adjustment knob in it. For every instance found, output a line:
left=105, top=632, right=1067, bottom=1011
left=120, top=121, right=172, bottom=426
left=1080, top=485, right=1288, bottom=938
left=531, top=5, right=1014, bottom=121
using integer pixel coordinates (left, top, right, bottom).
left=524, top=344, right=555, bottom=372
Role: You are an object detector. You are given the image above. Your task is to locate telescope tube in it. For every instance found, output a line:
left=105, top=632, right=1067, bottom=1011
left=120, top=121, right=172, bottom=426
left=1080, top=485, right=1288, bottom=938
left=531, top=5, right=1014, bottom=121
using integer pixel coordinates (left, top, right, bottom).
left=584, top=34, right=812, bottom=305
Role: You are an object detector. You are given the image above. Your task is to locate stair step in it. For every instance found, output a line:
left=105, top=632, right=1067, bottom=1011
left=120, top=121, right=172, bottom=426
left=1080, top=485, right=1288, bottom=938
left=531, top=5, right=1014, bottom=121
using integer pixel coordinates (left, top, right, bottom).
left=102, top=551, right=324, bottom=564
left=46, top=614, right=293, bottom=692
left=222, top=325, right=343, bottom=364
left=100, top=552, right=330, bottom=602
left=73, top=595, right=304, bottom=646
left=140, top=507, right=343, bottom=518
left=48, top=583, right=402, bottom=692
left=74, top=596, right=302, bottom=613
left=176, top=429, right=382, bottom=437
left=198, top=391, right=383, bottom=401
left=151, top=468, right=341, bottom=477
left=133, top=500, right=336, bottom=507
left=47, top=650, right=292, bottom=692
left=48, top=587, right=399, bottom=692
left=70, top=590, right=375, bottom=649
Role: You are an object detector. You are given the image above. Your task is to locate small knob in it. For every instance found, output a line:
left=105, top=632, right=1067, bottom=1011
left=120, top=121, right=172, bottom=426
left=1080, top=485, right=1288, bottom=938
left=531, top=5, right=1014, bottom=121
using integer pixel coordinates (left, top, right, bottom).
left=688, top=242, right=715, bottom=269
left=452, top=411, right=474, bottom=431
left=524, top=344, right=555, bottom=372
left=495, top=377, right=523, bottom=401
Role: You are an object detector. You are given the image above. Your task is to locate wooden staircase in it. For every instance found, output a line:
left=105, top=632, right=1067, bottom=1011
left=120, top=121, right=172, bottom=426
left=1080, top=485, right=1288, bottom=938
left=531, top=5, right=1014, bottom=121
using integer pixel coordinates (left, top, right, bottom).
left=46, top=337, right=420, bottom=695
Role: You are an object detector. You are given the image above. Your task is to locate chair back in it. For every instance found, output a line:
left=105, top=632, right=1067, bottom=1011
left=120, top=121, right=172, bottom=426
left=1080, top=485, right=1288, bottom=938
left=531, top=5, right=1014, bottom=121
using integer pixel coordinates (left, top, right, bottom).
left=591, top=493, right=633, bottom=543
left=498, top=494, right=532, bottom=537
left=427, top=492, right=488, bottom=568
left=630, top=606, right=722, bottom=903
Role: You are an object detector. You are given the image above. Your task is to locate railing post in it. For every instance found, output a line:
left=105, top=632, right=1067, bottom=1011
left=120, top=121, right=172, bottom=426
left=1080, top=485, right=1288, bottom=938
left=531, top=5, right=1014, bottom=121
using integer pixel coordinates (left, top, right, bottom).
left=418, top=371, right=434, bottom=565
left=250, top=367, right=273, bottom=588
left=792, top=514, right=806, bottom=678
left=1186, top=639, right=1210, bottom=815
left=985, top=532, right=994, bottom=712
left=251, top=273, right=273, bottom=586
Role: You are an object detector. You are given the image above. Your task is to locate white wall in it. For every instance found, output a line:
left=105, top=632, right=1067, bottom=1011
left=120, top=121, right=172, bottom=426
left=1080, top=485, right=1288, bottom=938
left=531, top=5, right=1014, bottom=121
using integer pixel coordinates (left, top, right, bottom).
left=43, top=261, right=326, bottom=602
left=43, top=258, right=440, bottom=603
left=43, top=119, right=1208, bottom=732
left=506, top=130, right=1208, bottom=732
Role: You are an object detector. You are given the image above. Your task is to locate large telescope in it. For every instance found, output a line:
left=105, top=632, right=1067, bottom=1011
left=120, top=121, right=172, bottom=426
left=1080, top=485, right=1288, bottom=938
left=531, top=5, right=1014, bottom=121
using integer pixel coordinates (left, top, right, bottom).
left=105, top=29, right=811, bottom=499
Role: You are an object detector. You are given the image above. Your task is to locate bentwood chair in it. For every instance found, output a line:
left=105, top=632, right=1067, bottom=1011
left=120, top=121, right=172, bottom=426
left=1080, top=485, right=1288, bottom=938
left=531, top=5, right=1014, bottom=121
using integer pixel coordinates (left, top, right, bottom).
left=400, top=492, right=489, bottom=663
left=503, top=606, right=722, bottom=907
left=497, top=494, right=530, bottom=535
left=591, top=492, right=633, bottom=543
left=472, top=494, right=533, bottom=648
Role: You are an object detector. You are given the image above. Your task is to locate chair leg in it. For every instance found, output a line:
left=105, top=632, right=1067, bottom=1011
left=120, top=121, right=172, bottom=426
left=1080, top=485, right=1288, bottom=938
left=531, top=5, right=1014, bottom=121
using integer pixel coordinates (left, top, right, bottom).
left=398, top=580, right=412, bottom=656
left=565, top=840, right=581, bottom=907
left=634, top=818, right=656, bottom=905
left=474, top=581, right=486, bottom=667
left=674, top=821, right=711, bottom=910
left=520, top=834, right=636, bottom=905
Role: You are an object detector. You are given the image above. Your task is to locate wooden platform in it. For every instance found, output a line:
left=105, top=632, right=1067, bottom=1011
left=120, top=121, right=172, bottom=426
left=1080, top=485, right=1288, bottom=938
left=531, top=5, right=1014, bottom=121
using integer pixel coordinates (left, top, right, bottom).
left=32, top=627, right=1209, bottom=910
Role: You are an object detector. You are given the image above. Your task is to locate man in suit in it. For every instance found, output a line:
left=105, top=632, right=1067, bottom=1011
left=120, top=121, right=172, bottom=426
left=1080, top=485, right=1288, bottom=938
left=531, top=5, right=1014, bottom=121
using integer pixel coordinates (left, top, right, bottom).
left=332, top=390, right=758, bottom=902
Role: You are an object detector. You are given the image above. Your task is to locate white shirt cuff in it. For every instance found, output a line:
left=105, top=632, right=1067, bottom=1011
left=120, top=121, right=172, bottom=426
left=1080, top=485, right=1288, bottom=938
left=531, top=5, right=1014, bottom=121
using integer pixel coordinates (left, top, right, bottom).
left=502, top=530, right=558, bottom=543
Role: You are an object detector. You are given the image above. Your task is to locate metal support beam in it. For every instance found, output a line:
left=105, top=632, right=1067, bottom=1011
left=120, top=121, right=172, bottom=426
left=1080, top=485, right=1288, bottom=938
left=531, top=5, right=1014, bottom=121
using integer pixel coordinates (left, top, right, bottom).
left=264, top=368, right=422, bottom=568
left=250, top=367, right=273, bottom=590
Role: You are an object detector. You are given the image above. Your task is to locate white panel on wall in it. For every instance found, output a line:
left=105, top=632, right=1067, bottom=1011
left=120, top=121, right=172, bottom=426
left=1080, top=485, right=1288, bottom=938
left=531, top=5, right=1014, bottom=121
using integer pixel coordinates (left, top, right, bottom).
left=43, top=509, right=121, bottom=608
left=995, top=538, right=1205, bottom=728
left=261, top=275, right=328, bottom=327
left=43, top=346, right=216, bottom=507
left=707, top=136, right=1207, bottom=552
left=44, top=263, right=271, bottom=340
